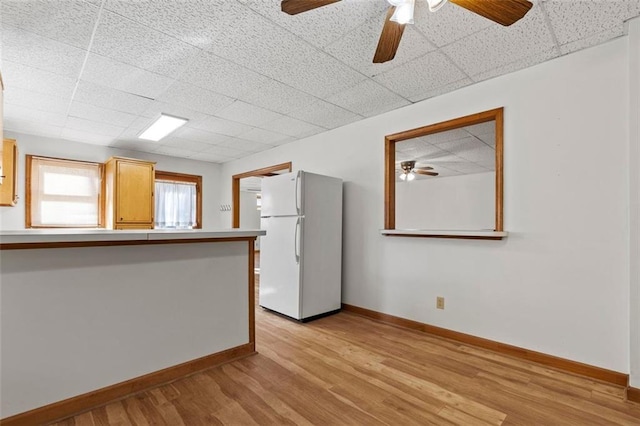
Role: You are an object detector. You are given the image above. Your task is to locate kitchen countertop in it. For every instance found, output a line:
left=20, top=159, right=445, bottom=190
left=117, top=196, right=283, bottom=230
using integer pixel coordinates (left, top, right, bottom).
left=0, top=229, right=266, bottom=248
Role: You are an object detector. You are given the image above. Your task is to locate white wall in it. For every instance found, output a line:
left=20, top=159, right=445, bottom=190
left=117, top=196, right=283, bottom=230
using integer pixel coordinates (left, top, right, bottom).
left=221, top=38, right=631, bottom=373
left=0, top=131, right=223, bottom=230
left=1, top=241, right=249, bottom=416
left=240, top=190, right=261, bottom=249
left=395, top=172, right=494, bottom=230
left=628, top=17, right=640, bottom=388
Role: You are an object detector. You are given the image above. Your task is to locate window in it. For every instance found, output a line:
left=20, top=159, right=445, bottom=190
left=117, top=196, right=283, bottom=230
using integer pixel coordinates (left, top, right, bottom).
left=26, top=155, right=103, bottom=228
left=155, top=171, right=202, bottom=229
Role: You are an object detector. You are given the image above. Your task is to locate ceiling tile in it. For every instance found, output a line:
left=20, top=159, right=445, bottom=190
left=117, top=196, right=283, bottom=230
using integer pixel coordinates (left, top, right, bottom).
left=448, top=162, right=489, bottom=174
left=559, top=25, right=625, bottom=56
left=464, top=122, right=495, bottom=137
left=470, top=48, right=558, bottom=83
left=4, top=117, right=63, bottom=138
left=4, top=104, right=67, bottom=127
left=324, top=17, right=436, bottom=77
left=157, top=82, right=235, bottom=116
left=410, top=78, right=473, bottom=103
left=81, top=53, right=175, bottom=99
left=101, top=0, right=231, bottom=49
left=325, top=79, right=411, bottom=117
left=110, top=139, right=159, bottom=153
left=1, top=0, right=99, bottom=49
left=74, top=81, right=154, bottom=115
left=412, top=2, right=492, bottom=48
left=1, top=25, right=86, bottom=77
left=288, top=99, right=362, bottom=129
left=374, top=50, right=467, bottom=101
left=201, top=144, right=246, bottom=159
left=260, top=116, right=326, bottom=138
left=544, top=0, right=640, bottom=46
left=118, top=116, right=156, bottom=139
left=91, top=10, right=201, bottom=78
left=215, top=101, right=286, bottom=127
left=442, top=7, right=556, bottom=77
left=65, top=116, right=125, bottom=138
left=238, top=79, right=319, bottom=116
left=191, top=116, right=255, bottom=137
left=194, top=152, right=234, bottom=163
left=270, top=137, right=297, bottom=147
left=68, top=101, right=138, bottom=128
left=154, top=145, right=199, bottom=158
left=173, top=126, right=231, bottom=145
left=456, top=146, right=496, bottom=163
left=204, top=9, right=366, bottom=99
left=1, top=60, right=77, bottom=99
left=179, top=50, right=270, bottom=99
left=160, top=136, right=211, bottom=152
left=434, top=136, right=480, bottom=153
left=4, top=86, right=69, bottom=113
left=242, top=0, right=387, bottom=49
left=419, top=128, right=470, bottom=144
left=236, top=128, right=289, bottom=144
left=217, top=137, right=273, bottom=153
left=61, top=128, right=115, bottom=146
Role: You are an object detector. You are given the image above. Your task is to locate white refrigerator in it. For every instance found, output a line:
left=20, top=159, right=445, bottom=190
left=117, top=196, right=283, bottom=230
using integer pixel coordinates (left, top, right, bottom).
left=259, top=170, right=343, bottom=321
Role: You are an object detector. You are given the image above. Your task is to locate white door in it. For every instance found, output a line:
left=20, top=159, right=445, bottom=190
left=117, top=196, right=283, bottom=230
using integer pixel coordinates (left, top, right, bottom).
left=261, top=172, right=302, bottom=217
left=259, top=216, right=302, bottom=319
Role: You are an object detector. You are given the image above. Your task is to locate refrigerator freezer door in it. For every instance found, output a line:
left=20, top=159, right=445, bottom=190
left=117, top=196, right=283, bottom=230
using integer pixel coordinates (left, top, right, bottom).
left=261, top=171, right=302, bottom=217
left=259, top=216, right=302, bottom=319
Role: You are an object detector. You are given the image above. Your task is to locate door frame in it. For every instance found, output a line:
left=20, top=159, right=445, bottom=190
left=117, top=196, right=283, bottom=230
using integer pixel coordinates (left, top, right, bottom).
left=232, top=162, right=292, bottom=228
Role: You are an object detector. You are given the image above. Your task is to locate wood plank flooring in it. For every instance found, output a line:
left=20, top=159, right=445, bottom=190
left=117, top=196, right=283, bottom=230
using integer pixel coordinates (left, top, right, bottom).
left=53, top=262, right=640, bottom=425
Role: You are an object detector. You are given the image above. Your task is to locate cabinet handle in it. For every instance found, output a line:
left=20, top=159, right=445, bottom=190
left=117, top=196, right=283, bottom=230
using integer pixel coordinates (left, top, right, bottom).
left=120, top=217, right=123, bottom=220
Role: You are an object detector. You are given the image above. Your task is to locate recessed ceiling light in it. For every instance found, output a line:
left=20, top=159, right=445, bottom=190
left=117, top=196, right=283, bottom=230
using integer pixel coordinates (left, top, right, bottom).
left=138, top=114, right=188, bottom=141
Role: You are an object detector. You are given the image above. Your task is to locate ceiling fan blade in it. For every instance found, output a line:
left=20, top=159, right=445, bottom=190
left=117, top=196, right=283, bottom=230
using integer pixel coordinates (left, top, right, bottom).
left=414, top=166, right=434, bottom=171
left=415, top=170, right=439, bottom=176
left=281, top=0, right=340, bottom=15
left=449, top=0, right=533, bottom=26
left=373, top=7, right=405, bottom=63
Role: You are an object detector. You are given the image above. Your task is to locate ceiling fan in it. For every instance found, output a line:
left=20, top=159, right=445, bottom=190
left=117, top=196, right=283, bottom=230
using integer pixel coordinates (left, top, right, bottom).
left=281, top=0, right=533, bottom=63
left=398, top=160, right=438, bottom=181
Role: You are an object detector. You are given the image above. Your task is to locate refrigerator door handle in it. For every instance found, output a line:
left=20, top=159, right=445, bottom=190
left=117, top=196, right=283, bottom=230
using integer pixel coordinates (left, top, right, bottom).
left=294, top=217, right=301, bottom=264
left=295, top=170, right=301, bottom=215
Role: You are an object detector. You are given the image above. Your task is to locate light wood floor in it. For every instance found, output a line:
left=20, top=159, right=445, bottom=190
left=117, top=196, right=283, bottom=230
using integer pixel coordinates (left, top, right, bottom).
left=54, top=264, right=640, bottom=425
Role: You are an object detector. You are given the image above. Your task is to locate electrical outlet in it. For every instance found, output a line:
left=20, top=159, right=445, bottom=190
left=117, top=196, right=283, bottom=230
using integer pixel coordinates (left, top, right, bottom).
left=436, top=297, right=445, bottom=310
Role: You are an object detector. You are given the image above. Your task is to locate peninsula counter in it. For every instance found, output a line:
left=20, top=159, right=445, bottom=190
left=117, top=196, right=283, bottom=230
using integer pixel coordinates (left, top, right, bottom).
left=0, top=229, right=265, bottom=425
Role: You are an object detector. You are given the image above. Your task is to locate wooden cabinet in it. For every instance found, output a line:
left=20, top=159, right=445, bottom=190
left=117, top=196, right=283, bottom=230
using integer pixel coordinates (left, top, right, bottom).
left=0, top=139, right=18, bottom=206
left=105, top=156, right=155, bottom=230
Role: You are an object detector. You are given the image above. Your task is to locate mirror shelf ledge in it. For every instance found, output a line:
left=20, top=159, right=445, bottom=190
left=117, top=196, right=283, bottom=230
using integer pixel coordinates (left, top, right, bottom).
left=380, top=229, right=508, bottom=240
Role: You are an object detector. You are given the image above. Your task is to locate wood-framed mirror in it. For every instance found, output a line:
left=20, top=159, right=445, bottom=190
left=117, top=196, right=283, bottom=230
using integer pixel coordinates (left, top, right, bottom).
left=383, top=108, right=505, bottom=239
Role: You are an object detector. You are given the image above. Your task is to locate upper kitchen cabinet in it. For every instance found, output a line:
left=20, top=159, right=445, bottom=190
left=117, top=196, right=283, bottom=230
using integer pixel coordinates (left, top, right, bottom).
left=105, top=156, right=156, bottom=230
left=1, top=139, right=19, bottom=206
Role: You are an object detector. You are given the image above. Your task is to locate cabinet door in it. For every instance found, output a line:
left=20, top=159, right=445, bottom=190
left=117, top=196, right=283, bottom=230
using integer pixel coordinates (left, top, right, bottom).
left=0, top=139, right=18, bottom=206
left=116, top=160, right=154, bottom=223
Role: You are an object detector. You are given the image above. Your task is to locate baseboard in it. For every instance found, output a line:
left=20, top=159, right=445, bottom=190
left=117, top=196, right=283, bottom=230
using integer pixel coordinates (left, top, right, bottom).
left=628, top=386, right=640, bottom=403
left=1, top=343, right=256, bottom=426
left=342, top=303, right=628, bottom=387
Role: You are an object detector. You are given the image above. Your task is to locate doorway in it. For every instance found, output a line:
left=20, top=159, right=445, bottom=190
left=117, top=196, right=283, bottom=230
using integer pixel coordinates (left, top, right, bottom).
left=231, top=162, right=292, bottom=228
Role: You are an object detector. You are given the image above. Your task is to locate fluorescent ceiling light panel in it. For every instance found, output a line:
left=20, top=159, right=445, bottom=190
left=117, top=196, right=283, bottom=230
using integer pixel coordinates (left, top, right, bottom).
left=138, top=114, right=188, bottom=141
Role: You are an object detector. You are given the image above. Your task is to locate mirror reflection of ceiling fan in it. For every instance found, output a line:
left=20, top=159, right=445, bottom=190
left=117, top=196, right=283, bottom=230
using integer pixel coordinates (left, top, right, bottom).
left=398, top=160, right=438, bottom=181
left=281, top=0, right=533, bottom=63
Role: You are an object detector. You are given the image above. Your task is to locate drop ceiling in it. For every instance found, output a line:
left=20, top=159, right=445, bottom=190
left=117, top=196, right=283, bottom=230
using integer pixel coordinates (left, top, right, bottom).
left=2, top=0, right=639, bottom=164
left=396, top=120, right=496, bottom=179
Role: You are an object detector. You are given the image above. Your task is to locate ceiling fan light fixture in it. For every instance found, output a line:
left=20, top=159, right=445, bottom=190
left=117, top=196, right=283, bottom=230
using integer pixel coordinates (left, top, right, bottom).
left=426, top=0, right=448, bottom=12
left=389, top=0, right=415, bottom=25
left=399, top=171, right=415, bottom=181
